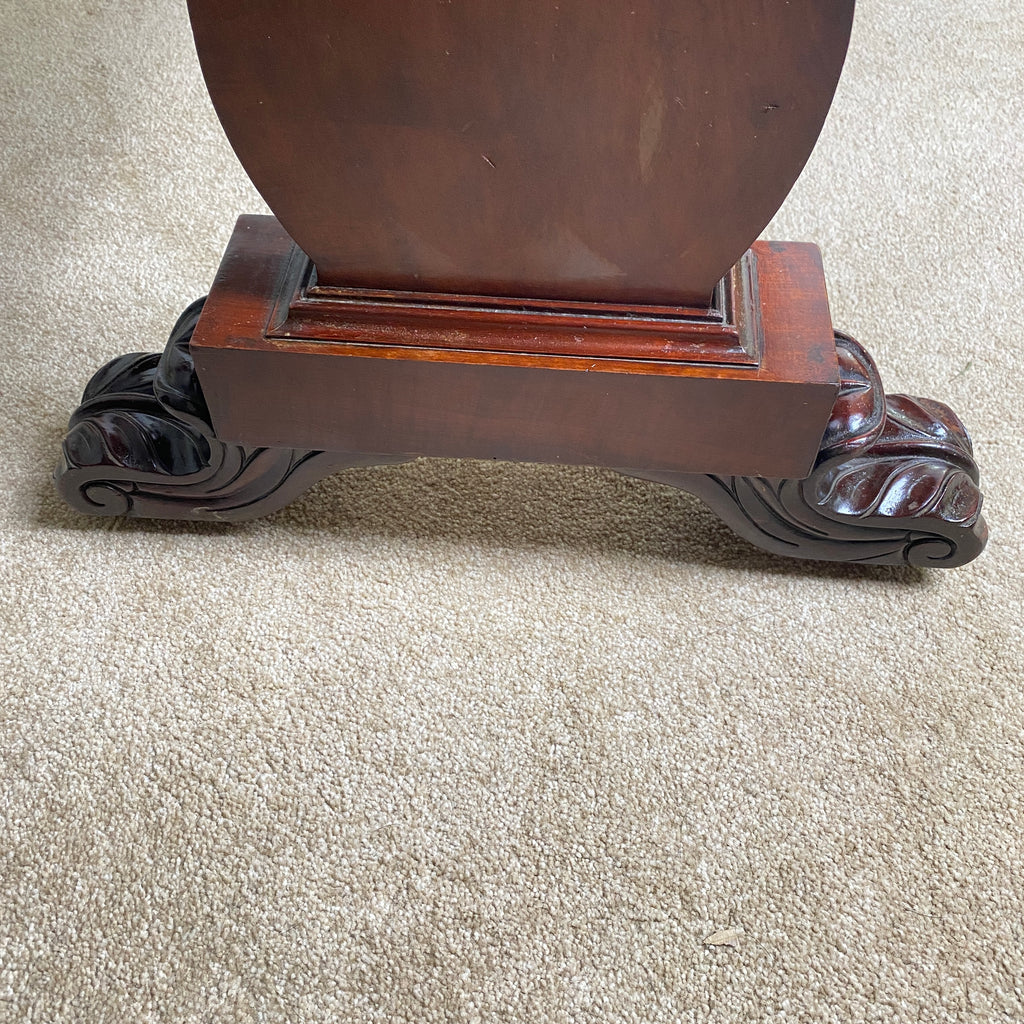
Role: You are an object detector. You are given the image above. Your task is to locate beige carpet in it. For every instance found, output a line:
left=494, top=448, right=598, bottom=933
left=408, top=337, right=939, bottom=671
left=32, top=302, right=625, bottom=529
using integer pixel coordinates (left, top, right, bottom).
left=2, top=2, right=1023, bottom=1021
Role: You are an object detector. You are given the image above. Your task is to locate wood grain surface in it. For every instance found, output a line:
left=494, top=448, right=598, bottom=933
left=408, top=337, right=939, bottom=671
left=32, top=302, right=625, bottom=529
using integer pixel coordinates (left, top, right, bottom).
left=188, top=0, right=854, bottom=306
left=189, top=216, right=840, bottom=478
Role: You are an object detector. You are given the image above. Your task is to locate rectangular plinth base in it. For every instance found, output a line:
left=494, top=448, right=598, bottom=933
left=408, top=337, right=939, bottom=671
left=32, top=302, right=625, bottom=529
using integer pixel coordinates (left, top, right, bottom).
left=190, top=216, right=840, bottom=479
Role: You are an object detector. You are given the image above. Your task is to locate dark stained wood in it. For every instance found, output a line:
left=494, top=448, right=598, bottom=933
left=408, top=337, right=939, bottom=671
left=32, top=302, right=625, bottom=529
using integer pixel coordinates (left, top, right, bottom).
left=53, top=300, right=405, bottom=522
left=53, top=1, right=988, bottom=566
left=55, top=293, right=988, bottom=567
left=271, top=256, right=761, bottom=367
left=637, top=335, right=988, bottom=567
left=188, top=216, right=839, bottom=479
left=187, top=0, right=854, bottom=306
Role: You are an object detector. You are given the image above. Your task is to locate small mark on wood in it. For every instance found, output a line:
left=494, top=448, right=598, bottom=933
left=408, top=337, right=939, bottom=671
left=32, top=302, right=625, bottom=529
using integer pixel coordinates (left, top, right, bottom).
left=639, top=82, right=666, bottom=184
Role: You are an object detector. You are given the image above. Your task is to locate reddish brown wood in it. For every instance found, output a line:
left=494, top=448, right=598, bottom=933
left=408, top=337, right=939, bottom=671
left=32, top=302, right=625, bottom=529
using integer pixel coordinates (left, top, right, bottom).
left=187, top=0, right=854, bottom=306
left=638, top=335, right=988, bottom=567
left=53, top=3, right=988, bottom=565
left=54, top=295, right=987, bottom=567
left=53, top=300, right=403, bottom=522
left=272, top=259, right=760, bottom=367
left=188, top=216, right=839, bottom=479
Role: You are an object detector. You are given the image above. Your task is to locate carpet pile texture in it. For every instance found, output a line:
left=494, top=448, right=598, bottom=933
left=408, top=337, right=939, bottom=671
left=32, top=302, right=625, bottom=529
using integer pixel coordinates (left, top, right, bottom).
left=2, top=2, right=1022, bottom=1021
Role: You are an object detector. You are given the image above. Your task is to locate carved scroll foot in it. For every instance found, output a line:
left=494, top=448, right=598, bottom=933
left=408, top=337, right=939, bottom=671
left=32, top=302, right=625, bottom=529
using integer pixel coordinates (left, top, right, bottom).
left=636, top=332, right=988, bottom=567
left=54, top=300, right=403, bottom=522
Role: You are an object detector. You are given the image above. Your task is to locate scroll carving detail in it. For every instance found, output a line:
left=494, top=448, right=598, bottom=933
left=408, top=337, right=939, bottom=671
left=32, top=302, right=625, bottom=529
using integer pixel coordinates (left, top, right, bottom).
left=638, top=332, right=988, bottom=567
left=55, top=306, right=986, bottom=567
left=54, top=300, right=400, bottom=521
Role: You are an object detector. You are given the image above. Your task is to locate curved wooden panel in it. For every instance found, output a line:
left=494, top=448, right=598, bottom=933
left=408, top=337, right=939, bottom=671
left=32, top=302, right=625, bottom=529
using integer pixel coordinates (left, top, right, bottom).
left=188, top=0, right=854, bottom=305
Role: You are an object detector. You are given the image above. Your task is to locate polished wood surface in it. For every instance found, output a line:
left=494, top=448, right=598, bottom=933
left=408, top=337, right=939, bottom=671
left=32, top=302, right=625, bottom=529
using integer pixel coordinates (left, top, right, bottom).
left=54, top=3, right=988, bottom=565
left=189, top=216, right=839, bottom=478
left=188, top=0, right=854, bottom=306
left=55, top=284, right=987, bottom=565
left=268, top=243, right=763, bottom=368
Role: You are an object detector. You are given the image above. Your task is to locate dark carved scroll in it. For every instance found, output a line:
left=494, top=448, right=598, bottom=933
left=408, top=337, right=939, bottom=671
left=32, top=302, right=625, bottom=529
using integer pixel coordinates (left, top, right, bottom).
left=54, top=301, right=403, bottom=522
left=636, top=333, right=987, bottom=567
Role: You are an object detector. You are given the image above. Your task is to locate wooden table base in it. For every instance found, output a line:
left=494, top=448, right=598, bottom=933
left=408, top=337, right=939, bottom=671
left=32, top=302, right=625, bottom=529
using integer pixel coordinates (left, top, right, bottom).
left=54, top=218, right=987, bottom=567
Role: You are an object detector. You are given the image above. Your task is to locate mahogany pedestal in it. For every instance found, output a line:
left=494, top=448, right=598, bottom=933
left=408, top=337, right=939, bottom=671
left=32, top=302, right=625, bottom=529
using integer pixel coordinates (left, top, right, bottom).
left=54, top=216, right=987, bottom=567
